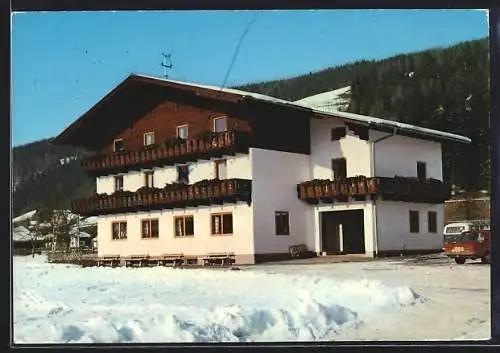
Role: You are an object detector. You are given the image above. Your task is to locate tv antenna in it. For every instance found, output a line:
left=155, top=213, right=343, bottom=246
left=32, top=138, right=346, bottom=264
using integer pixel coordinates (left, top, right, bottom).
left=160, top=53, right=173, bottom=79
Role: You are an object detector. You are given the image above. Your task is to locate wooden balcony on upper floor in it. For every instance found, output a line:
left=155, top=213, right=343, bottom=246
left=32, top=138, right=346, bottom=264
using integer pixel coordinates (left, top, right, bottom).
left=81, top=130, right=250, bottom=175
left=71, top=178, right=252, bottom=216
left=297, top=176, right=451, bottom=204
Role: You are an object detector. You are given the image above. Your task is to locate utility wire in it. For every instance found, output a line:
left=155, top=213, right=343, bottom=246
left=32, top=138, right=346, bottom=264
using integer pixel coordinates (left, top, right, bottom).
left=220, top=11, right=259, bottom=91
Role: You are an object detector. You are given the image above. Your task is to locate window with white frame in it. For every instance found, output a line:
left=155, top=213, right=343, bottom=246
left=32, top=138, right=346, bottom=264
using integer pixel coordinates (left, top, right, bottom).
left=144, top=132, right=155, bottom=147
left=213, top=117, right=227, bottom=133
left=113, top=139, right=124, bottom=152
left=177, top=125, right=189, bottom=139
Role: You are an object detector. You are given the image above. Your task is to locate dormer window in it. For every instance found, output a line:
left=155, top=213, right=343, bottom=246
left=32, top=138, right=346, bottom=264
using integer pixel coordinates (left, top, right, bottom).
left=113, top=139, right=124, bottom=152
left=213, top=117, right=227, bottom=133
left=144, top=132, right=155, bottom=147
left=177, top=125, right=189, bottom=139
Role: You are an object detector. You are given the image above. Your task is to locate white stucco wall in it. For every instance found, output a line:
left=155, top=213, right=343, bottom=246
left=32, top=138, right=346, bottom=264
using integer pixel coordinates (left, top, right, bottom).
left=250, top=148, right=314, bottom=254
left=97, top=203, right=254, bottom=260
left=96, top=153, right=252, bottom=194
left=375, top=201, right=444, bottom=252
left=372, top=131, right=443, bottom=180
left=314, top=201, right=375, bottom=255
left=310, top=119, right=372, bottom=179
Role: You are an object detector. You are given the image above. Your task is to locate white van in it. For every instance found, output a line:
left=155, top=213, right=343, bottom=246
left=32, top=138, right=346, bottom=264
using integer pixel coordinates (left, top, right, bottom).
left=443, top=220, right=489, bottom=244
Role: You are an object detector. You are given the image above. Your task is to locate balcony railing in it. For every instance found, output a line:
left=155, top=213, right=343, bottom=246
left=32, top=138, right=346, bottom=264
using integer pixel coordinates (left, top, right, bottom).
left=81, top=130, right=250, bottom=174
left=297, top=176, right=450, bottom=204
left=71, top=178, right=252, bottom=216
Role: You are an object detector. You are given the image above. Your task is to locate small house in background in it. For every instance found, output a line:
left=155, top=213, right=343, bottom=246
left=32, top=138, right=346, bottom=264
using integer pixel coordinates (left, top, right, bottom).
left=52, top=74, right=470, bottom=264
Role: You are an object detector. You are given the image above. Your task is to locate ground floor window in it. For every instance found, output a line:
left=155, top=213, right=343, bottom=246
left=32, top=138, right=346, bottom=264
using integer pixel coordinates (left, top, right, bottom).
left=211, top=213, right=233, bottom=235
left=174, top=216, right=194, bottom=237
left=112, top=221, right=127, bottom=240
left=141, top=219, right=159, bottom=238
left=409, top=210, right=420, bottom=233
left=275, top=211, right=290, bottom=235
left=428, top=211, right=437, bottom=233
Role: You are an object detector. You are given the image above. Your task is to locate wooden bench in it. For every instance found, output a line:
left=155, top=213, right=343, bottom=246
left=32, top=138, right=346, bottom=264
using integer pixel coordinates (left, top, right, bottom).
left=97, top=255, right=121, bottom=267
left=150, top=254, right=184, bottom=267
left=123, top=255, right=148, bottom=267
left=202, top=253, right=235, bottom=267
left=289, top=244, right=316, bottom=259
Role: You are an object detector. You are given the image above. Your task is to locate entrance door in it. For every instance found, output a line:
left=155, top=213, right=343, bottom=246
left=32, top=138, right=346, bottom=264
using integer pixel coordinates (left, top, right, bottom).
left=320, top=210, right=365, bottom=254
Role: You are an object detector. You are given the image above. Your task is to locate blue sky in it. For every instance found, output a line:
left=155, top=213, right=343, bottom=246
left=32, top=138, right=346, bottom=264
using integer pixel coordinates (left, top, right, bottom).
left=12, top=9, right=488, bottom=147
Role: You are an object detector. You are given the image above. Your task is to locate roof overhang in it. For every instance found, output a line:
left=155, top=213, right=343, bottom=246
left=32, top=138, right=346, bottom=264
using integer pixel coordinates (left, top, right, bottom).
left=52, top=74, right=471, bottom=150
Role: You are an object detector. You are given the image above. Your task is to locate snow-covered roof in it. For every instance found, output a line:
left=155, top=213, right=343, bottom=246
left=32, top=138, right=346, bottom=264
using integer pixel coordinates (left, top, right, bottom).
left=294, top=86, right=351, bottom=111
left=80, top=216, right=97, bottom=227
left=12, top=210, right=37, bottom=224
left=13, top=226, right=31, bottom=242
left=133, top=74, right=471, bottom=144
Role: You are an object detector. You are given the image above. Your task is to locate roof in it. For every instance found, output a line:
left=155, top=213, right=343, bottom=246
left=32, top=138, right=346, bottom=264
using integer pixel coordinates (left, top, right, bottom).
left=53, top=73, right=471, bottom=149
left=294, top=86, right=351, bottom=111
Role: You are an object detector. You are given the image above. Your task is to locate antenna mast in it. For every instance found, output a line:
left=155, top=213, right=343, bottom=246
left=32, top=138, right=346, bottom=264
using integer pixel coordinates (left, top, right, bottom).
left=160, top=53, right=173, bottom=79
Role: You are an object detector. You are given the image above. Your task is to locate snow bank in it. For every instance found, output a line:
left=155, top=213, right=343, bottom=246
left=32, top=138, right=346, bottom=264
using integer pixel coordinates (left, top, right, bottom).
left=13, top=256, right=423, bottom=343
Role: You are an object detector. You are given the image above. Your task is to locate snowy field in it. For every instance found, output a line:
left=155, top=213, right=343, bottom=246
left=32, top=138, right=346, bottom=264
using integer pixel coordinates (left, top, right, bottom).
left=13, top=254, right=490, bottom=343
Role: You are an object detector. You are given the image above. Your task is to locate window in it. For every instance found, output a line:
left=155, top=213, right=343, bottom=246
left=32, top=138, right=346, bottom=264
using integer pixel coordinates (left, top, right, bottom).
left=275, top=211, right=290, bottom=235
left=112, top=221, right=127, bottom=240
left=211, top=213, right=233, bottom=235
left=177, top=164, right=189, bottom=184
left=144, top=171, right=154, bottom=188
left=177, top=125, right=189, bottom=139
left=141, top=219, right=159, bottom=238
left=409, top=211, right=420, bottom=233
left=113, top=139, right=124, bottom=152
left=331, top=127, right=347, bottom=141
left=114, top=175, right=124, bottom=192
left=332, top=158, right=347, bottom=180
left=144, top=132, right=155, bottom=147
left=174, top=216, right=194, bottom=237
left=428, top=211, right=437, bottom=233
left=417, top=161, right=427, bottom=181
left=213, top=117, right=227, bottom=133
left=215, top=159, right=227, bottom=180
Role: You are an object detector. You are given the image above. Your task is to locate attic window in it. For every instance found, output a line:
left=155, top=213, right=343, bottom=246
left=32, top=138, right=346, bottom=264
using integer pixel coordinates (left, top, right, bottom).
left=113, top=139, right=124, bottom=152
left=213, top=117, right=227, bottom=133
left=144, top=132, right=155, bottom=146
left=331, top=127, right=347, bottom=141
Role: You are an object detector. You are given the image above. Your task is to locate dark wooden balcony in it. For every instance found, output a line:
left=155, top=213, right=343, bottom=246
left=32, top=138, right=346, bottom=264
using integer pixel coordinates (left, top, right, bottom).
left=297, top=176, right=450, bottom=204
left=71, top=178, right=252, bottom=216
left=81, top=130, right=250, bottom=175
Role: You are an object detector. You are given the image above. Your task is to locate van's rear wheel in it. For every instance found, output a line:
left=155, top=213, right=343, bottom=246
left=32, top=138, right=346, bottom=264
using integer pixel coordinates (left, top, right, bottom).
left=481, top=253, right=491, bottom=264
left=455, top=257, right=466, bottom=264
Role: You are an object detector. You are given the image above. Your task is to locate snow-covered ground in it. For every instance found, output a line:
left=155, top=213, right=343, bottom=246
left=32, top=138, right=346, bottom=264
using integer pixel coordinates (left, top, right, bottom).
left=13, top=254, right=490, bottom=343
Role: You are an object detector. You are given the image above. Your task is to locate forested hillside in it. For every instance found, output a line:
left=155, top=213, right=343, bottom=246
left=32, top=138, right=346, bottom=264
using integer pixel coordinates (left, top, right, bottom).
left=12, top=139, right=94, bottom=216
left=12, top=37, right=490, bottom=217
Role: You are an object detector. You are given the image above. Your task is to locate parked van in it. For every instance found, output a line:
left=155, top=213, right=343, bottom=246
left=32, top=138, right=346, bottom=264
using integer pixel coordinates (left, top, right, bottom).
left=443, top=229, right=491, bottom=264
left=443, top=220, right=489, bottom=245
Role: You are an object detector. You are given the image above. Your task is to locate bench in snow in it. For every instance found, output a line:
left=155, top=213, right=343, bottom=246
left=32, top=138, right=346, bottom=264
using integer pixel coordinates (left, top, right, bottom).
left=124, top=255, right=148, bottom=267
left=97, top=255, right=121, bottom=267
left=149, top=254, right=184, bottom=267
left=202, top=253, right=235, bottom=267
